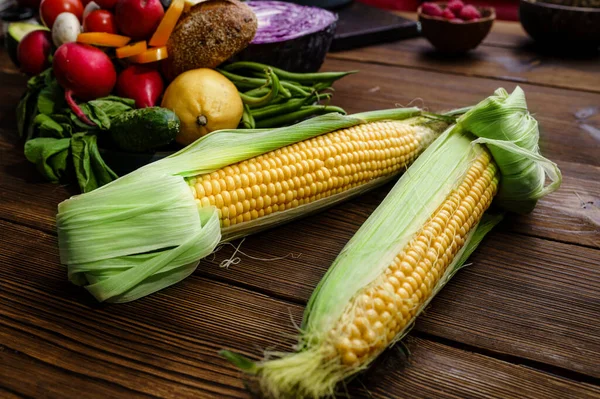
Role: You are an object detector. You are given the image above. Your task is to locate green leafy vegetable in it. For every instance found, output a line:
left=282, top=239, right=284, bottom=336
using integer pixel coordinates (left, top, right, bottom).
left=17, top=69, right=137, bottom=193
left=71, top=133, right=118, bottom=192
left=24, top=137, right=71, bottom=182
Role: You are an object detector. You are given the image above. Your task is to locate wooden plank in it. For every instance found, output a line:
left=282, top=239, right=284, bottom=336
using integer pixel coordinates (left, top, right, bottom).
left=508, top=161, right=600, bottom=248
left=1, top=221, right=599, bottom=399
left=354, top=15, right=600, bottom=93
left=197, top=216, right=600, bottom=377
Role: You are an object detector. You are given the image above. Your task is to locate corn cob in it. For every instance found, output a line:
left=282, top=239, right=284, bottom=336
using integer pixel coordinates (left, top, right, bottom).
left=222, top=87, right=561, bottom=398
left=330, top=150, right=498, bottom=367
left=188, top=119, right=443, bottom=240
left=57, top=109, right=448, bottom=302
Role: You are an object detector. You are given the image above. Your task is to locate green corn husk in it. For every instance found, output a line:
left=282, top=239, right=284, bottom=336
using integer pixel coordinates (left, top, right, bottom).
left=221, top=87, right=561, bottom=398
left=457, top=87, right=561, bottom=213
left=57, top=108, right=446, bottom=303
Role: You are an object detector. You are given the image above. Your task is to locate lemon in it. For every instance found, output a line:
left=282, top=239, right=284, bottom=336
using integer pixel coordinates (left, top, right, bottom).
left=161, top=68, right=243, bottom=145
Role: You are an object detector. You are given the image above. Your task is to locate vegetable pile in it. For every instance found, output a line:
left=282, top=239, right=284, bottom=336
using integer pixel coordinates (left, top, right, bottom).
left=11, top=0, right=355, bottom=192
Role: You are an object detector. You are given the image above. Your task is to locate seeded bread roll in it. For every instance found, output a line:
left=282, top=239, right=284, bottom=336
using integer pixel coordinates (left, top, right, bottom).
left=164, top=0, right=257, bottom=81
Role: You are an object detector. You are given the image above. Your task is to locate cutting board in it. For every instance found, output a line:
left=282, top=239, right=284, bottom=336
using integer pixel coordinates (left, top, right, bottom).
left=330, top=2, right=420, bottom=52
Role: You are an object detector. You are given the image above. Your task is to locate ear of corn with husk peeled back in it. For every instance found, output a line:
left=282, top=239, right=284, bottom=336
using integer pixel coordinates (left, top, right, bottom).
left=221, top=87, right=562, bottom=399
left=57, top=108, right=449, bottom=303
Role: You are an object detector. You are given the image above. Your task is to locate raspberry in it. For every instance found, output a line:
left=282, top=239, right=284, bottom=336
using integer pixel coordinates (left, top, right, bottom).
left=447, top=0, right=464, bottom=15
left=421, top=2, right=444, bottom=17
left=442, top=8, right=456, bottom=19
left=459, top=4, right=481, bottom=20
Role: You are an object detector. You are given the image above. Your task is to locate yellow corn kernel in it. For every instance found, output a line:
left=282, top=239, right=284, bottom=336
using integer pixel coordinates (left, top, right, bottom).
left=189, top=120, right=440, bottom=228
left=329, top=151, right=499, bottom=366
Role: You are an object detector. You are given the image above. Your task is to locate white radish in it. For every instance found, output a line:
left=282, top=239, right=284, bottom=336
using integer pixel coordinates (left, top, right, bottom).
left=52, top=13, right=81, bottom=47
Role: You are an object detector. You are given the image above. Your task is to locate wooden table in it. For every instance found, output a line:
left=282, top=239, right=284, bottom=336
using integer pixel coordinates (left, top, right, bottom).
left=1, top=17, right=599, bottom=399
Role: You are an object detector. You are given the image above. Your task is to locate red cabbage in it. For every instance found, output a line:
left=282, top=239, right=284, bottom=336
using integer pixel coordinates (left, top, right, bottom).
left=231, top=1, right=338, bottom=72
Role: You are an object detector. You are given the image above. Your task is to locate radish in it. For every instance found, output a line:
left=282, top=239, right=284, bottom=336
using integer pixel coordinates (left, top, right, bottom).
left=52, top=42, right=117, bottom=125
left=17, top=30, right=53, bottom=76
left=115, top=0, right=164, bottom=40
left=116, top=65, right=164, bottom=108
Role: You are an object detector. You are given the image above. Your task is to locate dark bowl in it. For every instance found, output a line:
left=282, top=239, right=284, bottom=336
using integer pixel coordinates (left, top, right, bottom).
left=519, top=0, right=600, bottom=49
left=418, top=4, right=495, bottom=54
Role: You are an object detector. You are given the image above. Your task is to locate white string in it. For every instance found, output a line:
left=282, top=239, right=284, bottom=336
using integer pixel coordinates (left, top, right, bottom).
left=216, top=238, right=302, bottom=269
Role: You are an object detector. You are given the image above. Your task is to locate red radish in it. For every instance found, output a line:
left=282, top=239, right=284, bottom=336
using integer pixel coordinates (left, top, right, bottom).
left=421, top=2, right=443, bottom=17
left=447, top=0, right=464, bottom=15
left=84, top=10, right=118, bottom=33
left=17, top=30, right=53, bottom=76
left=441, top=9, right=455, bottom=19
left=115, top=0, right=164, bottom=40
left=52, top=42, right=117, bottom=125
left=459, top=4, right=481, bottom=20
left=116, top=65, right=164, bottom=108
left=40, top=0, right=84, bottom=28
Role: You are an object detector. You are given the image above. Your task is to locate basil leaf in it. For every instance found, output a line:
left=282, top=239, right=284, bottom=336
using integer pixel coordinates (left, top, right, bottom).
left=24, top=137, right=71, bottom=182
left=71, top=133, right=118, bottom=192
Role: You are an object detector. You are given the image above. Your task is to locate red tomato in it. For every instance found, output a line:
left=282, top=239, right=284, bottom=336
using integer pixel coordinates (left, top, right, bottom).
left=40, top=0, right=84, bottom=28
left=95, top=0, right=118, bottom=9
left=84, top=10, right=118, bottom=33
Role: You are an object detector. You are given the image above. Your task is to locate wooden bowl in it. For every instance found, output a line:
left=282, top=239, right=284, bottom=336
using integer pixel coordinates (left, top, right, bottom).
left=519, top=0, right=600, bottom=49
left=418, top=4, right=495, bottom=54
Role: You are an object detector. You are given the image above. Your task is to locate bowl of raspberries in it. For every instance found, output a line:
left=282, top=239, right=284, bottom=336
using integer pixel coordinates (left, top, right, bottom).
left=418, top=1, right=496, bottom=54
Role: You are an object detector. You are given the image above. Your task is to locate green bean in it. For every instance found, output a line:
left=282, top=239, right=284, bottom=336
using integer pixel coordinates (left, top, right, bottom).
left=255, top=105, right=346, bottom=128
left=217, top=69, right=270, bottom=90
left=240, top=104, right=255, bottom=129
left=251, top=96, right=314, bottom=121
left=238, top=69, right=280, bottom=107
left=244, top=87, right=270, bottom=97
left=282, top=81, right=311, bottom=97
left=223, top=61, right=358, bottom=84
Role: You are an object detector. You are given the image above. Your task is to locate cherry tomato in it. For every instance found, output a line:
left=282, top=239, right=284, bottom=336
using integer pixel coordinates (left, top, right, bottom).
left=40, top=0, right=84, bottom=28
left=94, top=0, right=118, bottom=8
left=84, top=9, right=118, bottom=33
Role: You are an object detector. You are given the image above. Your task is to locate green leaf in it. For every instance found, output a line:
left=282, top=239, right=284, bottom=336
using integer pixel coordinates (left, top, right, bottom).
left=33, top=114, right=66, bottom=138
left=16, top=91, right=33, bottom=138
left=26, top=68, right=53, bottom=90
left=24, top=137, right=71, bottom=182
left=37, top=78, right=64, bottom=115
left=71, top=133, right=118, bottom=192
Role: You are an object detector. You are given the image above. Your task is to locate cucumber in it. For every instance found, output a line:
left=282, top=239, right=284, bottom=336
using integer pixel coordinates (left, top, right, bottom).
left=109, top=107, right=180, bottom=153
left=6, top=22, right=48, bottom=68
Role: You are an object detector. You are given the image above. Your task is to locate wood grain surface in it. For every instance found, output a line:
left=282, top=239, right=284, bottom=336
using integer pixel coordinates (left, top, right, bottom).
left=1, top=15, right=599, bottom=399
left=2, top=221, right=600, bottom=399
